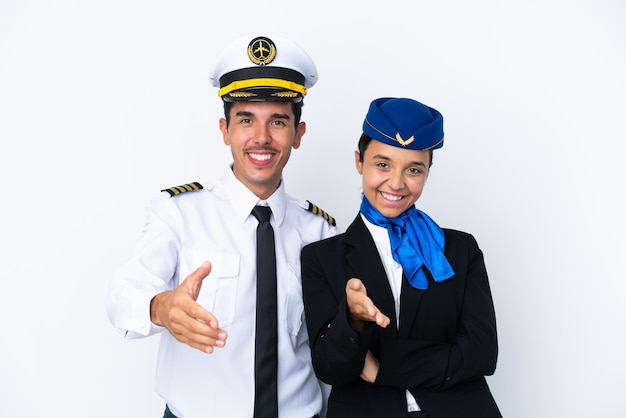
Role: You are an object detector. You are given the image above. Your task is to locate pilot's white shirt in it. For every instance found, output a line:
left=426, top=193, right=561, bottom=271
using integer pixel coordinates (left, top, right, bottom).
left=107, top=167, right=337, bottom=418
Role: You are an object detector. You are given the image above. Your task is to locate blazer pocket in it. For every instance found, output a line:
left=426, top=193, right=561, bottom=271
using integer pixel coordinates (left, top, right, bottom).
left=180, top=248, right=240, bottom=327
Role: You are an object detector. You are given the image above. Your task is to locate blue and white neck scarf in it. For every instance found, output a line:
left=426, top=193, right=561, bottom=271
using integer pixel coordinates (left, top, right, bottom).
left=359, top=196, right=455, bottom=290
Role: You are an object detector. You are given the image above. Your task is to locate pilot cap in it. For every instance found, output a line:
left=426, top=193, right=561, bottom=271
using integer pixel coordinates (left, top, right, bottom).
left=363, top=97, right=444, bottom=150
left=210, top=34, right=318, bottom=102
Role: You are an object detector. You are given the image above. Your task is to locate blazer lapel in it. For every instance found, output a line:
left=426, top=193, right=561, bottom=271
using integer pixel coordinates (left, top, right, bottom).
left=344, top=215, right=398, bottom=335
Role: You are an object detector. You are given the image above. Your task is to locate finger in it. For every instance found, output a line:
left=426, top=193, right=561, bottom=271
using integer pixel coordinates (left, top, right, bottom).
left=189, top=327, right=228, bottom=351
left=347, top=278, right=364, bottom=291
left=186, top=309, right=226, bottom=340
left=196, top=328, right=228, bottom=354
left=347, top=290, right=370, bottom=312
left=195, top=260, right=212, bottom=278
left=375, top=310, right=391, bottom=328
left=361, top=299, right=377, bottom=318
left=170, top=316, right=228, bottom=353
left=189, top=304, right=221, bottom=329
left=182, top=261, right=213, bottom=297
left=180, top=332, right=227, bottom=354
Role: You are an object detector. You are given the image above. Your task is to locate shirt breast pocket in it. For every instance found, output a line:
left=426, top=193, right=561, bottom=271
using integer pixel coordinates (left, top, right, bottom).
left=180, top=248, right=240, bottom=327
left=286, top=264, right=305, bottom=340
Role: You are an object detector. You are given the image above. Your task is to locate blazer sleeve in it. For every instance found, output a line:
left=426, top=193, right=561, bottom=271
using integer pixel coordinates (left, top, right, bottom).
left=375, top=231, right=498, bottom=391
left=301, top=241, right=376, bottom=386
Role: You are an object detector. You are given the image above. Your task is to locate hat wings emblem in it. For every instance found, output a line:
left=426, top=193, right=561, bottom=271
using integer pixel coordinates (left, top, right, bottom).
left=395, top=133, right=415, bottom=147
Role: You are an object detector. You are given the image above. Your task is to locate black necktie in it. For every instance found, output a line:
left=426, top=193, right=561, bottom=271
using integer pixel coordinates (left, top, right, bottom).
left=251, top=206, right=278, bottom=418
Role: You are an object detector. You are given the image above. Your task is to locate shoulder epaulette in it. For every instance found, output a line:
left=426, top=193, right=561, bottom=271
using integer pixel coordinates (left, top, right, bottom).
left=161, top=182, right=203, bottom=197
left=305, top=200, right=336, bottom=226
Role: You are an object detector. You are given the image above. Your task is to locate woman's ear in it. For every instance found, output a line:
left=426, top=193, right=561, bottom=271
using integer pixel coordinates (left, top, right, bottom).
left=354, top=151, right=363, bottom=174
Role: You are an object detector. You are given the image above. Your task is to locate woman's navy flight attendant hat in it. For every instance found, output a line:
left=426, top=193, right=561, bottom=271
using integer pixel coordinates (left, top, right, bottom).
left=363, top=97, right=445, bottom=150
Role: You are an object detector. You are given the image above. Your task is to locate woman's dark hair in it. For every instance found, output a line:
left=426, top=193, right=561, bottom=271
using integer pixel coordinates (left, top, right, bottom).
left=357, top=133, right=434, bottom=167
left=223, top=101, right=304, bottom=127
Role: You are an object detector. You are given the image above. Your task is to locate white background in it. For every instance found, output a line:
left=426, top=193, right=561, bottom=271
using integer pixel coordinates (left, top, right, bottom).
left=1, top=1, right=625, bottom=417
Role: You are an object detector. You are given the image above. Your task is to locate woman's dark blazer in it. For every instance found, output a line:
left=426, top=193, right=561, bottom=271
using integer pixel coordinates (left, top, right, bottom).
left=301, top=214, right=501, bottom=418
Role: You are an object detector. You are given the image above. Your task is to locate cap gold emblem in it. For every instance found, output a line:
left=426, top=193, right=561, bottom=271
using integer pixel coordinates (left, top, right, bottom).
left=247, top=37, right=276, bottom=66
left=395, top=133, right=415, bottom=147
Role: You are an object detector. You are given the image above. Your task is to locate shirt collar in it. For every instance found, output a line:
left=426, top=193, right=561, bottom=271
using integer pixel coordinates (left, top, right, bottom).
left=361, top=213, right=391, bottom=248
left=222, top=166, right=287, bottom=226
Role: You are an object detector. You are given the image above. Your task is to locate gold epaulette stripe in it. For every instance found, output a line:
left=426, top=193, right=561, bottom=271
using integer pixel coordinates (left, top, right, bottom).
left=306, top=201, right=336, bottom=226
left=161, top=182, right=203, bottom=197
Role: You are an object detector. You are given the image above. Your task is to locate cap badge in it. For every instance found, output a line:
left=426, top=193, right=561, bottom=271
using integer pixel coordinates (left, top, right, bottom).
left=247, top=37, right=276, bottom=66
left=395, top=133, right=415, bottom=147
